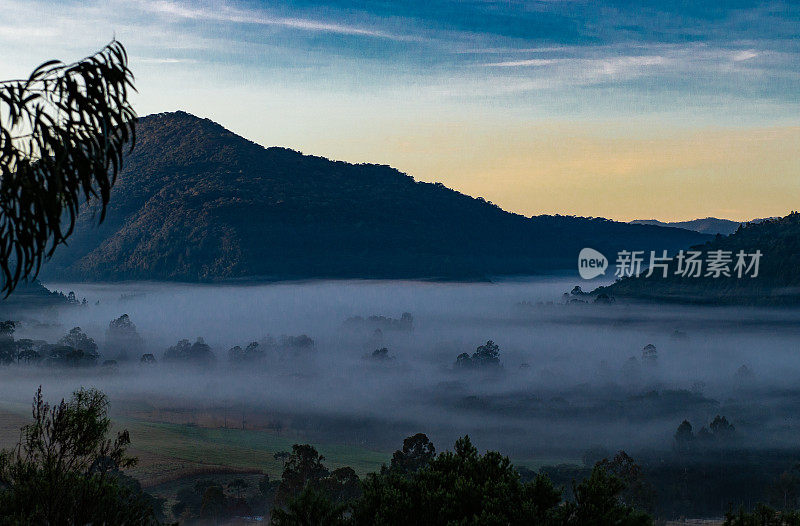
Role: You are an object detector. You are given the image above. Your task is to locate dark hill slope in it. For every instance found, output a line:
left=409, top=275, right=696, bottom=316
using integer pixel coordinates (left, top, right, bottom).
left=598, top=213, right=800, bottom=304
left=44, top=111, right=709, bottom=282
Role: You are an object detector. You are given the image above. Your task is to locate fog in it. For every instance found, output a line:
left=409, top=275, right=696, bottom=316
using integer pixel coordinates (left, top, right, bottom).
left=4, top=278, right=800, bottom=462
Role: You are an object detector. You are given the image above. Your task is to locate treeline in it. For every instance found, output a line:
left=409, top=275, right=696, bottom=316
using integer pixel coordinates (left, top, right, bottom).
left=0, top=314, right=316, bottom=368
left=4, top=387, right=800, bottom=524
left=541, top=417, right=800, bottom=520
left=161, top=434, right=654, bottom=525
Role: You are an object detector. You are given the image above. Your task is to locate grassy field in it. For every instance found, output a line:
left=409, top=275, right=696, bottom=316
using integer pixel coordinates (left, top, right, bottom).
left=118, top=418, right=389, bottom=487
left=0, top=397, right=387, bottom=493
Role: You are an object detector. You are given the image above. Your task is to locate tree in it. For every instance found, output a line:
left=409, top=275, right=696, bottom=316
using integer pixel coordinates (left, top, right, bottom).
left=271, top=486, right=348, bottom=526
left=0, top=320, right=15, bottom=364
left=257, top=473, right=281, bottom=513
left=368, top=347, right=394, bottom=361
left=227, top=345, right=244, bottom=362
left=598, top=451, right=656, bottom=513
left=58, top=326, right=98, bottom=354
left=140, top=353, right=157, bottom=364
left=17, top=349, right=39, bottom=363
left=0, top=320, right=14, bottom=335
left=473, top=340, right=501, bottom=366
left=274, top=444, right=330, bottom=508
left=454, top=352, right=473, bottom=368
left=770, top=469, right=800, bottom=512
left=0, top=41, right=136, bottom=296
left=105, top=314, right=144, bottom=361
left=228, top=478, right=249, bottom=499
left=163, top=336, right=216, bottom=365
left=200, top=485, right=226, bottom=523
left=674, top=420, right=694, bottom=453
left=352, top=435, right=564, bottom=526
left=172, top=479, right=216, bottom=519
left=228, top=341, right=264, bottom=364
left=455, top=340, right=503, bottom=369
left=274, top=450, right=291, bottom=467
left=565, top=464, right=652, bottom=525
left=0, top=387, right=159, bottom=524
left=386, top=433, right=435, bottom=475
left=320, top=467, right=362, bottom=504
left=709, top=415, right=736, bottom=442
left=641, top=344, right=657, bottom=366
left=53, top=327, right=99, bottom=367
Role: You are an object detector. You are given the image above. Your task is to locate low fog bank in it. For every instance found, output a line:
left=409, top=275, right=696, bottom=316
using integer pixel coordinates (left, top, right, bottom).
left=1, top=278, right=799, bottom=460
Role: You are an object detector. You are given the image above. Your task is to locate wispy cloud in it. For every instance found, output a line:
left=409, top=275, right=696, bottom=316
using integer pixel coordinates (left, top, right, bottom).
left=733, top=50, right=758, bottom=62
left=134, top=56, right=198, bottom=64
left=483, top=59, right=557, bottom=67
left=135, top=0, right=418, bottom=41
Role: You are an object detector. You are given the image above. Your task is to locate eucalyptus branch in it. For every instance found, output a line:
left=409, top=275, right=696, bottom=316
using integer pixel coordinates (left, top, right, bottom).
left=0, top=40, right=136, bottom=296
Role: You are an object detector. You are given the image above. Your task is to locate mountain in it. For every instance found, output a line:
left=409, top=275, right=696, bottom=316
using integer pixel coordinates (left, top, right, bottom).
left=42, top=111, right=710, bottom=282
left=630, top=217, right=773, bottom=236
left=598, top=213, right=800, bottom=304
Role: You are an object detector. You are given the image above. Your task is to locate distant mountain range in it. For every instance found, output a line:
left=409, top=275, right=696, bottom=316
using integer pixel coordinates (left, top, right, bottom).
left=630, top=217, right=773, bottom=236
left=598, top=213, right=800, bottom=305
left=41, top=111, right=709, bottom=283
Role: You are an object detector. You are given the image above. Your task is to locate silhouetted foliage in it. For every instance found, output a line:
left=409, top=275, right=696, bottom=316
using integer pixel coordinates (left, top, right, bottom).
left=352, top=435, right=566, bottom=525
left=271, top=486, right=348, bottom=526
left=674, top=420, right=694, bottom=452
left=597, top=451, right=656, bottom=513
left=0, top=320, right=14, bottom=364
left=385, top=433, right=435, bottom=475
left=163, top=337, right=216, bottom=366
left=564, top=464, right=652, bottom=525
left=58, top=326, right=98, bottom=354
left=455, top=340, right=502, bottom=369
left=0, top=387, right=159, bottom=524
left=367, top=347, right=395, bottom=362
left=105, top=313, right=144, bottom=361
left=228, top=341, right=263, bottom=363
left=0, top=41, right=136, bottom=295
left=274, top=444, right=330, bottom=508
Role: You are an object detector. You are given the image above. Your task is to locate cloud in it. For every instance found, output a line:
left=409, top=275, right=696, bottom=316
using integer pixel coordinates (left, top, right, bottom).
left=135, top=0, right=418, bottom=41
left=483, top=59, right=557, bottom=67
left=134, top=57, right=198, bottom=64
left=0, top=25, right=60, bottom=41
left=732, top=50, right=758, bottom=62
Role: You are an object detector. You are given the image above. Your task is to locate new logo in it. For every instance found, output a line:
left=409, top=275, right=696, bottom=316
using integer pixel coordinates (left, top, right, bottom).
left=578, top=248, right=608, bottom=280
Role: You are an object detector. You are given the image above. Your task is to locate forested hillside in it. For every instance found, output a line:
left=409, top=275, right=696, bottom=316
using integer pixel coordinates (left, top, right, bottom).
left=598, top=213, right=800, bottom=304
left=43, top=112, right=708, bottom=282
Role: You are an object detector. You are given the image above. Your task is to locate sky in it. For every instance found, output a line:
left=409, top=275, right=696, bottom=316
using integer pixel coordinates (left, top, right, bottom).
left=1, top=0, right=798, bottom=221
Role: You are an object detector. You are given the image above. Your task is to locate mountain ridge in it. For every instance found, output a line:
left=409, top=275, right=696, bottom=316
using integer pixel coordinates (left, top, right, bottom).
left=42, top=111, right=710, bottom=283
left=630, top=217, right=775, bottom=236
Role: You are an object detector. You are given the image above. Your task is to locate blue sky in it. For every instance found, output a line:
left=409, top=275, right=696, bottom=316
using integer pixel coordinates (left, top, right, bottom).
left=2, top=1, right=799, bottom=220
